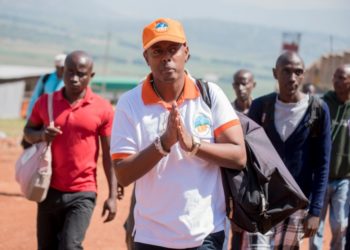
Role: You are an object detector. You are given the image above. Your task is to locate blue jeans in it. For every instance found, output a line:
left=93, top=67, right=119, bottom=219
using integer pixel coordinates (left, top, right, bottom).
left=310, top=179, right=350, bottom=250
left=134, top=230, right=225, bottom=250
left=37, top=188, right=96, bottom=250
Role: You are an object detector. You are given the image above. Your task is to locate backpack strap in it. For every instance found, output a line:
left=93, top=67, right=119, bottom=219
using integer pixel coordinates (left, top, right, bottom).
left=39, top=73, right=51, bottom=96
left=42, top=73, right=50, bottom=85
left=195, top=79, right=212, bottom=108
left=260, top=93, right=277, bottom=129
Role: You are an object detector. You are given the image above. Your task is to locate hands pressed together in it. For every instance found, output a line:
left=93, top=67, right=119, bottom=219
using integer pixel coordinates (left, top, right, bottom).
left=160, top=102, right=195, bottom=153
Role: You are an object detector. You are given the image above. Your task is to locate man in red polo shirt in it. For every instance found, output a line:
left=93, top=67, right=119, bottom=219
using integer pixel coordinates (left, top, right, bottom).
left=24, top=50, right=118, bottom=250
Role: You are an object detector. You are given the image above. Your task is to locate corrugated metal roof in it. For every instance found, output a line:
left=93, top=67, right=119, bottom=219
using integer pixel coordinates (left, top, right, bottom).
left=91, top=76, right=140, bottom=92
left=0, top=65, right=52, bottom=80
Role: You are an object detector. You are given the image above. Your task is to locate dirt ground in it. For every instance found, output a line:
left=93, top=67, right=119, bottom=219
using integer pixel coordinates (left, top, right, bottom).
left=0, top=141, right=331, bottom=250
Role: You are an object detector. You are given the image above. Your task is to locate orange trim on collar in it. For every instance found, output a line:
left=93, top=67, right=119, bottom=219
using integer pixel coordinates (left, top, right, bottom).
left=141, top=74, right=199, bottom=109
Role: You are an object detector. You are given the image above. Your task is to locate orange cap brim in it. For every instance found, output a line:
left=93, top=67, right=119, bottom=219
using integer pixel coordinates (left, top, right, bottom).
left=143, top=35, right=186, bottom=51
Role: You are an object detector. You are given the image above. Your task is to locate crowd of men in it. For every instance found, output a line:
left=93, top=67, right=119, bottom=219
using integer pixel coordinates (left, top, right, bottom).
left=23, top=18, right=349, bottom=250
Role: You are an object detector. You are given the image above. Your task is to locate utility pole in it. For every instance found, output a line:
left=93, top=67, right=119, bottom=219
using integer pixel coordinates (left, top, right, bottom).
left=329, top=35, right=333, bottom=53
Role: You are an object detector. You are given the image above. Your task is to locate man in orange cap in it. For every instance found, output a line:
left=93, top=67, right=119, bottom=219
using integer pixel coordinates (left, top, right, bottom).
left=110, top=18, right=246, bottom=249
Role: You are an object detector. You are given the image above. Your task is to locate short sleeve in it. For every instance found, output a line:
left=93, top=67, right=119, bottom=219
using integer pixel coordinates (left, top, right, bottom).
left=29, top=94, right=47, bottom=126
left=110, top=97, right=138, bottom=160
left=208, top=82, right=240, bottom=137
left=98, top=102, right=114, bottom=137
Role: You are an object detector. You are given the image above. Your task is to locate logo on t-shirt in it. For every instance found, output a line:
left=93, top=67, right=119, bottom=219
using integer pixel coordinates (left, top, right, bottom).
left=193, top=113, right=211, bottom=136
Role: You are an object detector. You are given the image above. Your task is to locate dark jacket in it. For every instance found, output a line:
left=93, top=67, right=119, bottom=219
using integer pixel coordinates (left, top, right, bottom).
left=248, top=93, right=331, bottom=217
left=323, top=91, right=350, bottom=180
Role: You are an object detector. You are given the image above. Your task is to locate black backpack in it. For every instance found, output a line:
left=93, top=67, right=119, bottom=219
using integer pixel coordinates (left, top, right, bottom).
left=39, top=73, right=51, bottom=96
left=196, top=79, right=309, bottom=233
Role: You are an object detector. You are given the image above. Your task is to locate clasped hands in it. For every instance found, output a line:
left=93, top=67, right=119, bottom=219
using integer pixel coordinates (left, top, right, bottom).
left=160, top=102, right=195, bottom=153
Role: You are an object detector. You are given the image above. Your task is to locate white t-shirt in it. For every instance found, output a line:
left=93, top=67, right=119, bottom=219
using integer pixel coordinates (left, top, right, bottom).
left=110, top=74, right=239, bottom=248
left=274, top=94, right=310, bottom=142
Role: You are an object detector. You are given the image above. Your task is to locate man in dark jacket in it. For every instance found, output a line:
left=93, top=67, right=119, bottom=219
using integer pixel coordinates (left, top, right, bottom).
left=242, top=51, right=331, bottom=249
left=310, top=64, right=350, bottom=250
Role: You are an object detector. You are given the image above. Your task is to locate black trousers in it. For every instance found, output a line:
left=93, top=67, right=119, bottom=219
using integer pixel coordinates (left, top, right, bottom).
left=134, top=230, right=225, bottom=250
left=37, top=188, right=96, bottom=250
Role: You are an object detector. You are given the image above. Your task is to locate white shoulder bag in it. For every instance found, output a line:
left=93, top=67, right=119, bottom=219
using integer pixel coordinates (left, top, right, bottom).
left=15, top=94, right=54, bottom=202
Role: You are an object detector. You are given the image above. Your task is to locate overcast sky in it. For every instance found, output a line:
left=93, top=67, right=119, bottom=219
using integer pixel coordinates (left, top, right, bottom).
left=111, top=0, right=350, bottom=38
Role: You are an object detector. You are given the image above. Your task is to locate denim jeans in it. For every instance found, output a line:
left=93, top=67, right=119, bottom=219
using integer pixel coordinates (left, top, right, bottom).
left=310, top=179, right=350, bottom=250
left=134, top=230, right=225, bottom=250
left=37, top=188, right=96, bottom=250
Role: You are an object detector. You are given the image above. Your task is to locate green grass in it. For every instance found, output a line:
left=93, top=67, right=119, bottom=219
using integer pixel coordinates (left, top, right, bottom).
left=0, top=119, right=26, bottom=138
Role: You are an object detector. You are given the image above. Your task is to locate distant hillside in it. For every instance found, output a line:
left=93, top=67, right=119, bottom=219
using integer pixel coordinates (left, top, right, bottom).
left=0, top=0, right=349, bottom=99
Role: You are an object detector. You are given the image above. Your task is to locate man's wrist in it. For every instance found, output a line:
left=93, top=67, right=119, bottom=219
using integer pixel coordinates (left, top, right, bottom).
left=189, top=135, right=201, bottom=155
left=154, top=136, right=170, bottom=156
left=160, top=135, right=171, bottom=153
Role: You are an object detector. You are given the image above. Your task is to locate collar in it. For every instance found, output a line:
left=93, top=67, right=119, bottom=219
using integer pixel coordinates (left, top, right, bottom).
left=141, top=73, right=199, bottom=109
left=56, top=86, right=94, bottom=105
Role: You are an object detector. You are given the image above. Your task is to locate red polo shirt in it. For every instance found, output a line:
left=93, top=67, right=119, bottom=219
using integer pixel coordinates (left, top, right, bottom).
left=30, top=87, right=114, bottom=193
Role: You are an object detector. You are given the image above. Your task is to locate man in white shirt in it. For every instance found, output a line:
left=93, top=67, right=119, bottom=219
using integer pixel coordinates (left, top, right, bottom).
left=110, top=17, right=246, bottom=249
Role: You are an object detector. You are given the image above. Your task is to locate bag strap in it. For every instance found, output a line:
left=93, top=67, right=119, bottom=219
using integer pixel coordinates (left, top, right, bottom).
left=261, top=93, right=277, bottom=129
left=195, top=79, right=212, bottom=108
left=48, top=93, right=54, bottom=127
left=39, top=73, right=50, bottom=96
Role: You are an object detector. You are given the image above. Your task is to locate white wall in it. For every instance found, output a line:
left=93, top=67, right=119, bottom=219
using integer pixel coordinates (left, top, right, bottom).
left=0, top=81, right=25, bottom=119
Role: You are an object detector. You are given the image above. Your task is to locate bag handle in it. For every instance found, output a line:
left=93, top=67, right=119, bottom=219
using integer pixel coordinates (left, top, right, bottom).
left=48, top=93, right=54, bottom=127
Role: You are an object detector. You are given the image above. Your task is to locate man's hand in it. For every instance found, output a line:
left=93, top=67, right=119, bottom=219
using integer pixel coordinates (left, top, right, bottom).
left=102, top=197, right=117, bottom=223
left=160, top=102, right=179, bottom=152
left=41, top=126, right=62, bottom=143
left=303, top=214, right=320, bottom=238
left=175, top=105, right=193, bottom=152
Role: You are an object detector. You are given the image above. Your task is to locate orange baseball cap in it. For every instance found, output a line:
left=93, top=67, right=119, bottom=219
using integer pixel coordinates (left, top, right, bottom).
left=142, top=18, right=187, bottom=51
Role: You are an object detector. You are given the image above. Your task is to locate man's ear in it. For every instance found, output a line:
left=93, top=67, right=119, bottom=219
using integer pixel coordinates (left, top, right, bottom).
left=91, top=72, right=95, bottom=78
left=272, top=68, right=277, bottom=80
left=185, top=44, right=190, bottom=62
left=143, top=51, right=149, bottom=65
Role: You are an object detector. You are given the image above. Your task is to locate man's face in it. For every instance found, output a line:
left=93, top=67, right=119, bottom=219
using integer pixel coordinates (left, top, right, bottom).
left=273, top=57, right=304, bottom=102
left=233, top=72, right=255, bottom=101
left=333, top=67, right=350, bottom=102
left=63, top=54, right=94, bottom=95
left=143, top=41, right=188, bottom=83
